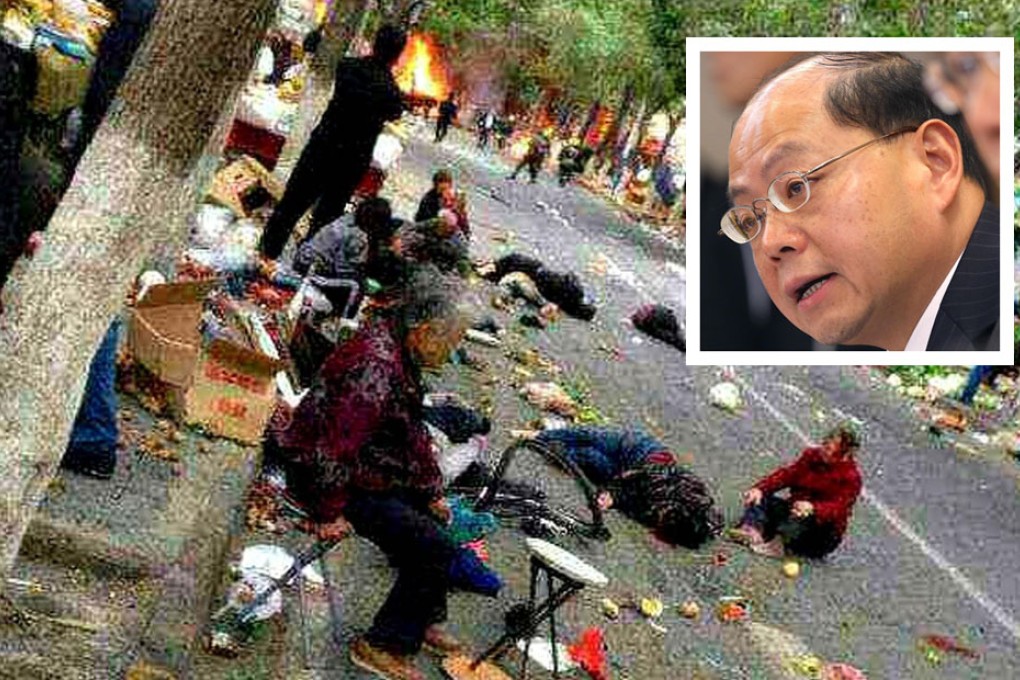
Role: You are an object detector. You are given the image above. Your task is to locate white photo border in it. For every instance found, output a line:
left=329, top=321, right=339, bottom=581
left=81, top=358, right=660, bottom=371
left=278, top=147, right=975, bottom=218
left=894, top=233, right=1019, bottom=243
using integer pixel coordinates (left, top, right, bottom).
left=685, top=36, right=1014, bottom=366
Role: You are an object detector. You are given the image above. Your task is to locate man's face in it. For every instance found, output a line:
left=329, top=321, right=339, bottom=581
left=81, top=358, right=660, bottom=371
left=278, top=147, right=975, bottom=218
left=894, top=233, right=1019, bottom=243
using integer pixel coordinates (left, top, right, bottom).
left=728, top=67, right=939, bottom=348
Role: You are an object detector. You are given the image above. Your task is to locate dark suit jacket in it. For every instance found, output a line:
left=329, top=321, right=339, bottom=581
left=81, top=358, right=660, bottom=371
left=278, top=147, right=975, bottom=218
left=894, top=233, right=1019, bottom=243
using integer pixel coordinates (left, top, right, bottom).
left=927, top=202, right=1000, bottom=351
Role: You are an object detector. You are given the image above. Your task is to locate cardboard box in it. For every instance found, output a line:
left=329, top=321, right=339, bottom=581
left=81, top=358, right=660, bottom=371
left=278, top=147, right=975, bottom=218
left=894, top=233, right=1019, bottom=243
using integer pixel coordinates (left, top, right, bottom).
left=180, top=339, right=285, bottom=445
left=128, top=280, right=220, bottom=387
left=128, top=280, right=285, bottom=444
left=207, top=155, right=284, bottom=218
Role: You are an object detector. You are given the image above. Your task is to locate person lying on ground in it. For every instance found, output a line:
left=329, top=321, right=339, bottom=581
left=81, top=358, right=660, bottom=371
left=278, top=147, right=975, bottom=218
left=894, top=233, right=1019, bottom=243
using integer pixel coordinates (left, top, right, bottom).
left=265, top=263, right=471, bottom=680
left=532, top=426, right=723, bottom=548
left=415, top=168, right=470, bottom=239
left=729, top=422, right=863, bottom=559
left=481, top=252, right=596, bottom=321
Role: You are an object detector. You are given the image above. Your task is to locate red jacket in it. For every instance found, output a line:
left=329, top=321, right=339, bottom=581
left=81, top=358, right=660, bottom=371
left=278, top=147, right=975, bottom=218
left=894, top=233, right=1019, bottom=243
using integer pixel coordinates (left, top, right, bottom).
left=754, top=447, right=862, bottom=538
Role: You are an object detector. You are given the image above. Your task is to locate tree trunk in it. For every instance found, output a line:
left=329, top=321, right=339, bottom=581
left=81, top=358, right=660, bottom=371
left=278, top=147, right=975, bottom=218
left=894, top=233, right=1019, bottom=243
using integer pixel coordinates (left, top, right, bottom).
left=655, top=111, right=682, bottom=169
left=0, top=0, right=276, bottom=583
left=596, top=82, right=633, bottom=169
left=579, top=99, right=600, bottom=145
left=617, top=99, right=651, bottom=174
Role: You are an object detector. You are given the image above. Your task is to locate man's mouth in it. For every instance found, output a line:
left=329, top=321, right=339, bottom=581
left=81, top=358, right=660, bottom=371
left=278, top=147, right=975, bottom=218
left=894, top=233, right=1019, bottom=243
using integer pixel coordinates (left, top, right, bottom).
left=795, top=274, right=833, bottom=303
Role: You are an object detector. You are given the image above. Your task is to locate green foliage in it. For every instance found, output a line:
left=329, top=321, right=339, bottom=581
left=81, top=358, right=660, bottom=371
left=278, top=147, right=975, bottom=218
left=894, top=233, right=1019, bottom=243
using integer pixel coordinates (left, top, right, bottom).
left=414, top=0, right=1017, bottom=126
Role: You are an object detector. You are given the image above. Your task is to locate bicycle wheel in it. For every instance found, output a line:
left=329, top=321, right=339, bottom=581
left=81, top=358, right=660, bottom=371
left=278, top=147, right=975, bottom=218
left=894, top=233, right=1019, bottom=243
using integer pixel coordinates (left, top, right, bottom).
left=474, top=439, right=609, bottom=541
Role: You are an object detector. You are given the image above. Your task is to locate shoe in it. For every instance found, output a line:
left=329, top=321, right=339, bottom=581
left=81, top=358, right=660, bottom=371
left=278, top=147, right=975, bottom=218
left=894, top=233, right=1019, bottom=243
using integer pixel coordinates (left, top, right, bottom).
left=750, top=537, right=786, bottom=559
left=350, top=637, right=424, bottom=680
left=61, top=446, right=116, bottom=479
left=724, top=526, right=761, bottom=547
left=423, top=625, right=465, bottom=656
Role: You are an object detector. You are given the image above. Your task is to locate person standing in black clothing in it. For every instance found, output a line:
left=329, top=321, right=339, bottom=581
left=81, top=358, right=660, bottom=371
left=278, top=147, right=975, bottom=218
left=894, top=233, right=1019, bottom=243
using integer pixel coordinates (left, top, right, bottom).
left=434, top=92, right=457, bottom=143
left=73, top=0, right=160, bottom=164
left=259, top=25, right=408, bottom=261
left=0, top=42, right=37, bottom=301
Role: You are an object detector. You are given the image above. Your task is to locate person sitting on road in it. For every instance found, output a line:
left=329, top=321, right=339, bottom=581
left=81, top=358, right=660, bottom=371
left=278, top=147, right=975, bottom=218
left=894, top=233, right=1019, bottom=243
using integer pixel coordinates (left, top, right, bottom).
left=533, top=426, right=724, bottom=548
left=729, top=422, right=863, bottom=559
left=265, top=264, right=470, bottom=680
left=292, top=196, right=401, bottom=280
left=414, top=169, right=470, bottom=239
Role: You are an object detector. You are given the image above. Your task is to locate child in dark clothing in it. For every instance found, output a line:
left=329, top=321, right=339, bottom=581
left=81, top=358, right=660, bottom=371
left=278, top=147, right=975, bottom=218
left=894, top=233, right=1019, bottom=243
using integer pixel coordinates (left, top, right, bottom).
left=533, top=427, right=723, bottom=548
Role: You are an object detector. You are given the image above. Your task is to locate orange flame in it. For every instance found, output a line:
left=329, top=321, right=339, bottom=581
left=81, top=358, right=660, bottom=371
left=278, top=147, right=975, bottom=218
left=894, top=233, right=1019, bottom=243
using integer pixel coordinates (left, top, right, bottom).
left=393, top=33, right=450, bottom=101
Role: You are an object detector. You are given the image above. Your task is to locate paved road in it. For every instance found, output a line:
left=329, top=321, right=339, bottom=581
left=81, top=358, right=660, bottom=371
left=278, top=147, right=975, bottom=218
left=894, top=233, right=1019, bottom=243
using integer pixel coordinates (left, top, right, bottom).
left=200, top=125, right=1020, bottom=680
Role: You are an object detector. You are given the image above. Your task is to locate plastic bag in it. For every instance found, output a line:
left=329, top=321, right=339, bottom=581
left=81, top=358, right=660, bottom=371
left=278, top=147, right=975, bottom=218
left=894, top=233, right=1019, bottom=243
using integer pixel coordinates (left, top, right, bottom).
left=521, top=382, right=578, bottom=418
left=191, top=203, right=236, bottom=248
left=372, top=132, right=403, bottom=171
left=709, top=382, right=743, bottom=412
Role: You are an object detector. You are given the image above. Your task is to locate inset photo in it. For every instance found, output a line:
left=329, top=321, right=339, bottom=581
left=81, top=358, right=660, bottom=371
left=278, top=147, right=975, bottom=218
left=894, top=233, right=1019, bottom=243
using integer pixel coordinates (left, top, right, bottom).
left=685, top=37, right=1014, bottom=365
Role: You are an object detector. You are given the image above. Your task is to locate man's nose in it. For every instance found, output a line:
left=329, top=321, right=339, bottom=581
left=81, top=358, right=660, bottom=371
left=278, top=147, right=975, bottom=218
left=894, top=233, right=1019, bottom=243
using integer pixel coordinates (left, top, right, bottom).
left=758, top=209, right=808, bottom=259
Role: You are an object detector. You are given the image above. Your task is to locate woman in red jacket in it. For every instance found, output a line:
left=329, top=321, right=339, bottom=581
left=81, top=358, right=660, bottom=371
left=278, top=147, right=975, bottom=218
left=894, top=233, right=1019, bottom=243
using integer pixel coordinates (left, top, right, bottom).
left=729, top=423, right=863, bottom=559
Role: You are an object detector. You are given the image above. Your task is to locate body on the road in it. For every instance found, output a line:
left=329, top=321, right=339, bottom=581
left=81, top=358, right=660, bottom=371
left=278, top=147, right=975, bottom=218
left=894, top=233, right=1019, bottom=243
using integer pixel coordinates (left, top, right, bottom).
left=724, top=52, right=997, bottom=351
left=534, top=426, right=723, bottom=548
left=731, top=422, right=863, bottom=558
left=258, top=25, right=407, bottom=261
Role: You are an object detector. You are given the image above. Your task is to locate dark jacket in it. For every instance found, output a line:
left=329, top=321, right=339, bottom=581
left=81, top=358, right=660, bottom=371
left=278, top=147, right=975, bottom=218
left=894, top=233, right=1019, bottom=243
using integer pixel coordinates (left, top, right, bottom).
left=269, top=316, right=443, bottom=522
left=0, top=42, right=36, bottom=289
left=415, top=188, right=443, bottom=223
left=313, top=56, right=406, bottom=157
left=927, top=202, right=1000, bottom=350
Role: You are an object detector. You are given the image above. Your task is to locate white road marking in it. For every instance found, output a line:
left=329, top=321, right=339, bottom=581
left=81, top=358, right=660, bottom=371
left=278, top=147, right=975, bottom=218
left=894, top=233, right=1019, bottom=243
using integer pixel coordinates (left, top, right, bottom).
left=732, top=373, right=1020, bottom=643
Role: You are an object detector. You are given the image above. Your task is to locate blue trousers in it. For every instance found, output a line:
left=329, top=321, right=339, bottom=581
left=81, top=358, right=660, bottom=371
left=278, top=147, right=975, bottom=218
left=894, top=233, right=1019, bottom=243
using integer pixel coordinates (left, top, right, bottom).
left=534, top=426, right=666, bottom=484
left=959, top=366, right=993, bottom=405
left=67, top=319, right=121, bottom=452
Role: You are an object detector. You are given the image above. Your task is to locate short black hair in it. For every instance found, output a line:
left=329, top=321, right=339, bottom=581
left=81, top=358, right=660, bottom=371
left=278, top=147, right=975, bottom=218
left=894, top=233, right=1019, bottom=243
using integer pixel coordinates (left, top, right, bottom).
left=756, top=52, right=989, bottom=195
left=606, top=464, right=723, bottom=548
left=432, top=169, right=453, bottom=186
left=373, top=24, right=407, bottom=65
left=354, top=197, right=397, bottom=240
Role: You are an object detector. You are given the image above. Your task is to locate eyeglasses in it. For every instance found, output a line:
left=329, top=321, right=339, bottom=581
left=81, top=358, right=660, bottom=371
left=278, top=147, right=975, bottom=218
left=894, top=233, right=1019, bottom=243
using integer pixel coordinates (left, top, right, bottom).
left=923, top=52, right=999, bottom=115
left=720, top=127, right=918, bottom=244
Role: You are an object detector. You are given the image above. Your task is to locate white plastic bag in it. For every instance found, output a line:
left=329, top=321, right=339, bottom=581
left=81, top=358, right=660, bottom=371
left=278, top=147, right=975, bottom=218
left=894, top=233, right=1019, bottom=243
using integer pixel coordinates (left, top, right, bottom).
left=372, top=132, right=403, bottom=171
left=191, top=204, right=235, bottom=248
left=709, top=382, right=743, bottom=412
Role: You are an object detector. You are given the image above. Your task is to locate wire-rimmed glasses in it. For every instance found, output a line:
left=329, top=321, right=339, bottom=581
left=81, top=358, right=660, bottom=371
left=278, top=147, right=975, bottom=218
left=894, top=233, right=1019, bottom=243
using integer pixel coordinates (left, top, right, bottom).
left=720, top=127, right=919, bottom=244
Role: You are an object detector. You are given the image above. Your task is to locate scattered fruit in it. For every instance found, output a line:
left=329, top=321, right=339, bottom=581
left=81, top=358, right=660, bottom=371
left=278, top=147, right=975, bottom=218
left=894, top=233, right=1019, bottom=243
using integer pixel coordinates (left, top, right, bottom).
left=679, top=601, right=700, bottom=619
left=639, top=597, right=664, bottom=619
left=601, top=598, right=620, bottom=619
left=783, top=560, right=801, bottom=578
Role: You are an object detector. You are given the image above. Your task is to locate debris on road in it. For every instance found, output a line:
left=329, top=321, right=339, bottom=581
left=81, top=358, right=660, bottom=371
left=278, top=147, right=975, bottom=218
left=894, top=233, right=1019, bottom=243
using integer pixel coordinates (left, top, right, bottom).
left=709, top=382, right=743, bottom=413
left=787, top=654, right=823, bottom=677
left=716, top=597, right=750, bottom=623
left=639, top=596, right=664, bottom=619
left=820, top=663, right=868, bottom=680
left=679, top=601, right=701, bottom=619
left=466, top=328, right=503, bottom=347
left=919, top=633, right=980, bottom=660
left=601, top=597, right=620, bottom=619
left=782, top=560, right=801, bottom=578
left=631, top=304, right=685, bottom=352
left=568, top=627, right=610, bottom=680
left=520, top=381, right=579, bottom=418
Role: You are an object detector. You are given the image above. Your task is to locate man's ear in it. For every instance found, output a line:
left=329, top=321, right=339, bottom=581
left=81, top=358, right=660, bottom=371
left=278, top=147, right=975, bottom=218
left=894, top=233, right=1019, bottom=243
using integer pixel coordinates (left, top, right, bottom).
left=914, top=119, right=964, bottom=212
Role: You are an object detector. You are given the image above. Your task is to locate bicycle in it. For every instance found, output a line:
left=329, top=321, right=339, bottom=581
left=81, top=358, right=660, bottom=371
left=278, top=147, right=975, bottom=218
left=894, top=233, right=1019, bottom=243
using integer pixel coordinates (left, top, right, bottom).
left=449, top=439, right=610, bottom=542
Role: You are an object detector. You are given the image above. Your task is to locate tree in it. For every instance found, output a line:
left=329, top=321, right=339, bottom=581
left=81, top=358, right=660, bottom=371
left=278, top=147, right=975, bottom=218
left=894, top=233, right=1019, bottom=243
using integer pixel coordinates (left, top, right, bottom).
left=0, top=0, right=277, bottom=584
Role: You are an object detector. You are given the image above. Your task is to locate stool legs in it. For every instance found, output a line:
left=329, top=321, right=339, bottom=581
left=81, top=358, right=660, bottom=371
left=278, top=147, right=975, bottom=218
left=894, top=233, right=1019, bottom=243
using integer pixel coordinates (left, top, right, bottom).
left=548, top=566, right=559, bottom=677
left=470, top=557, right=584, bottom=675
left=519, top=558, right=540, bottom=680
